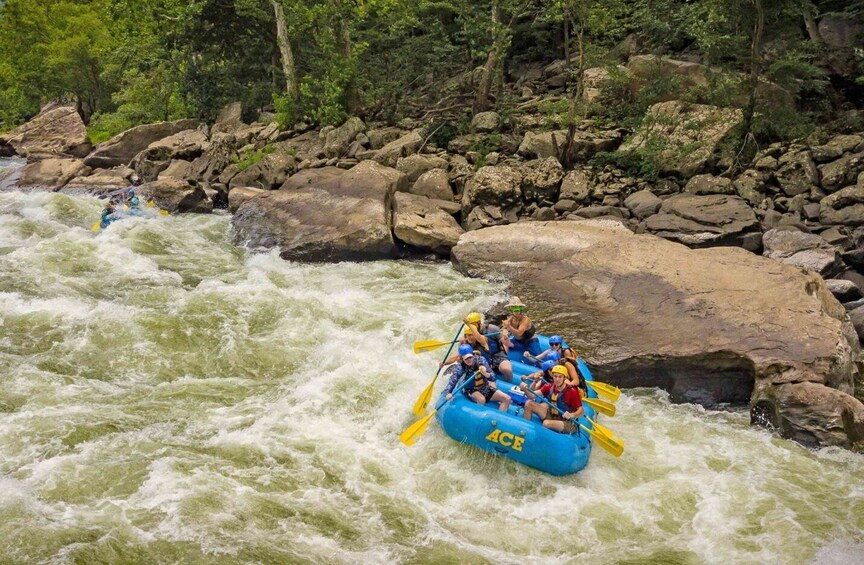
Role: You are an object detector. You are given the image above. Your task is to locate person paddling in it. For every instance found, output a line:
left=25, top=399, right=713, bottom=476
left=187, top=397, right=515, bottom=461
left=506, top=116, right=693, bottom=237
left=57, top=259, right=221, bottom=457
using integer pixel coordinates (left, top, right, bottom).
left=100, top=201, right=117, bottom=229
left=461, top=312, right=515, bottom=383
left=522, top=358, right=558, bottom=391
left=444, top=344, right=511, bottom=412
left=519, top=365, right=583, bottom=434
left=126, top=188, right=140, bottom=212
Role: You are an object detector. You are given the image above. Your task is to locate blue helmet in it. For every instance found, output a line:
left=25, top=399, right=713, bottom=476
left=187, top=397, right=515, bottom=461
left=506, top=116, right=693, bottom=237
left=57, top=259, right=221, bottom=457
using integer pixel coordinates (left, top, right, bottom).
left=549, top=335, right=562, bottom=345
left=458, top=343, right=474, bottom=357
left=541, top=360, right=556, bottom=372
left=547, top=351, right=561, bottom=362
left=127, top=188, right=135, bottom=196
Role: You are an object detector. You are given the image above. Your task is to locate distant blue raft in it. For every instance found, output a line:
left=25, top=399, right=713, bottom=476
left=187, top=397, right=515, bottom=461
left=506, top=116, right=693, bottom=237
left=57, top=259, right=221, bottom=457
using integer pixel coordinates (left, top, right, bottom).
left=436, top=333, right=599, bottom=475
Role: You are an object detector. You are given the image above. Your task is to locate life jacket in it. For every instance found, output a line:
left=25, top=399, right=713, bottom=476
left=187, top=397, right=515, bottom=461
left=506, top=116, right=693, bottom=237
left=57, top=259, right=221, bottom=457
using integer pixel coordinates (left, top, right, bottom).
left=561, top=357, right=586, bottom=393
left=547, top=384, right=575, bottom=416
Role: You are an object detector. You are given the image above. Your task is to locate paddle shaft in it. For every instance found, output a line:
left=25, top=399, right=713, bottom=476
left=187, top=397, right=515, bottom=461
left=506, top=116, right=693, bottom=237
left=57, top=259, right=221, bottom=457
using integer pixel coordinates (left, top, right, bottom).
left=435, top=370, right=478, bottom=411
left=523, top=383, right=582, bottom=421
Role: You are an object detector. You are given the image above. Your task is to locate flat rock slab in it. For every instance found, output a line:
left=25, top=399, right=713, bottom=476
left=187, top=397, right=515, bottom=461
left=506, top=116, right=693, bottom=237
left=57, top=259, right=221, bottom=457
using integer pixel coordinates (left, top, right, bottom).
left=451, top=220, right=863, bottom=449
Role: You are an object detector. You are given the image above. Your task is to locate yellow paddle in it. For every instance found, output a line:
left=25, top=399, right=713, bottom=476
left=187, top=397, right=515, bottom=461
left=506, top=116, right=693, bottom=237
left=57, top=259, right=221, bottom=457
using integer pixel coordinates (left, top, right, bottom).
left=586, top=416, right=616, bottom=440
left=401, top=371, right=475, bottom=446
left=413, top=332, right=499, bottom=354
left=92, top=222, right=100, bottom=233
left=412, top=324, right=464, bottom=415
left=586, top=380, right=621, bottom=402
left=583, top=396, right=616, bottom=417
left=580, top=424, right=624, bottom=457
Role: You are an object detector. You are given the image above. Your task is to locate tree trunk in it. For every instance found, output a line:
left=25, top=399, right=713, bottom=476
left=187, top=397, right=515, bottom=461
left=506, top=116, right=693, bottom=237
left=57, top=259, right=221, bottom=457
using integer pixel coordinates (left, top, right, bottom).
left=270, top=0, right=299, bottom=101
left=801, top=1, right=823, bottom=44
left=563, top=16, right=570, bottom=64
left=742, top=0, right=765, bottom=139
left=474, top=4, right=507, bottom=114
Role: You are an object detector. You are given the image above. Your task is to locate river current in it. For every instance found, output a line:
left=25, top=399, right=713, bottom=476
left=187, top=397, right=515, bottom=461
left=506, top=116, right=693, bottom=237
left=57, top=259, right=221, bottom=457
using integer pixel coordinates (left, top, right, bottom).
left=0, top=173, right=863, bottom=563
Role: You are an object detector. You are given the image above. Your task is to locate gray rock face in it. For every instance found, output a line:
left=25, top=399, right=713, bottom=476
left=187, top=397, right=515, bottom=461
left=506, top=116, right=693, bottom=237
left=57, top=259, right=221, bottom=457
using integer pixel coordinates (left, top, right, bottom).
left=212, top=102, right=245, bottom=134
left=471, top=111, right=501, bottom=133
left=324, top=117, right=366, bottom=158
left=820, top=185, right=864, bottom=226
left=18, top=158, right=84, bottom=190
left=0, top=105, right=90, bottom=158
left=463, top=205, right=518, bottom=231
left=818, top=14, right=862, bottom=48
left=410, top=169, right=453, bottom=201
left=775, top=150, right=819, bottom=196
left=367, top=127, right=403, bottom=150
left=84, top=120, right=197, bottom=169
left=645, top=193, right=760, bottom=248
left=620, top=101, right=742, bottom=177
left=228, top=151, right=297, bottom=191
left=396, top=154, right=448, bottom=183
left=684, top=174, right=734, bottom=195
left=462, top=166, right=523, bottom=215
left=373, top=130, right=422, bottom=167
left=232, top=161, right=404, bottom=261
left=762, top=228, right=842, bottom=276
left=624, top=189, right=662, bottom=219
left=520, top=157, right=564, bottom=203
left=451, top=220, right=863, bottom=450
left=559, top=169, right=592, bottom=203
left=393, top=192, right=464, bottom=254
left=820, top=151, right=864, bottom=193
left=825, top=279, right=863, bottom=303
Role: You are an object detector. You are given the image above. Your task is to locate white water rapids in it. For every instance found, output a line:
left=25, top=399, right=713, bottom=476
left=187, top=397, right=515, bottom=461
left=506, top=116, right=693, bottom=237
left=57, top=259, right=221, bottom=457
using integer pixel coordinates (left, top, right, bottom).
left=0, top=173, right=863, bottom=563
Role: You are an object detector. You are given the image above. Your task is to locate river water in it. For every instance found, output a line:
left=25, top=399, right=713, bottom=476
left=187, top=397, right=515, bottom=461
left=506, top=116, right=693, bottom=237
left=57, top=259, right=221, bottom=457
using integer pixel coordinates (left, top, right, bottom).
left=1, top=176, right=863, bottom=564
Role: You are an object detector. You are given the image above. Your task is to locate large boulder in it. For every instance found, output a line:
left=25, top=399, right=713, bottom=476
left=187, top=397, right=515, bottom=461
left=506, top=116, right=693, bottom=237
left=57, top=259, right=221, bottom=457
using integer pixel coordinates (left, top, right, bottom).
left=520, top=157, right=564, bottom=203
left=135, top=129, right=210, bottom=163
left=818, top=14, right=862, bottom=48
left=451, top=220, right=864, bottom=449
left=644, top=193, right=760, bottom=249
left=17, top=158, right=85, bottom=190
left=232, top=161, right=404, bottom=261
left=0, top=105, right=90, bottom=158
left=517, top=130, right=567, bottom=160
left=559, top=169, right=592, bottom=203
left=212, top=102, right=245, bottom=134
left=819, top=185, right=864, bottom=226
left=323, top=117, right=366, bottom=158
left=471, top=111, right=501, bottom=133
left=228, top=186, right=266, bottom=213
left=62, top=167, right=132, bottom=195
left=411, top=169, right=453, bottom=201
left=762, top=228, right=843, bottom=276
left=393, top=192, right=465, bottom=255
left=373, top=130, right=422, bottom=167
left=820, top=151, right=864, bottom=193
left=624, top=189, right=662, bottom=219
left=775, top=150, right=819, bottom=196
left=228, top=150, right=297, bottom=191
left=396, top=154, right=448, bottom=183
left=620, top=101, right=742, bottom=177
left=517, top=129, right=620, bottom=161
left=462, top=166, right=523, bottom=215
left=684, top=174, right=734, bottom=195
left=84, top=120, right=197, bottom=169
left=137, top=178, right=210, bottom=213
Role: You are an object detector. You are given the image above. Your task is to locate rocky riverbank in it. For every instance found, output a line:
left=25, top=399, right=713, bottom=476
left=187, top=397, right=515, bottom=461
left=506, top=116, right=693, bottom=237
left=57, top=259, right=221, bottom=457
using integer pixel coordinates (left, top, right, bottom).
left=4, top=74, right=864, bottom=450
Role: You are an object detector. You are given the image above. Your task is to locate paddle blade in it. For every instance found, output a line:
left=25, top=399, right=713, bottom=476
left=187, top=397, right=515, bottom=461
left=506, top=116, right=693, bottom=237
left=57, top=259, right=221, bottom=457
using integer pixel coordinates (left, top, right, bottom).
left=581, top=425, right=624, bottom=457
left=412, top=339, right=448, bottom=354
left=147, top=201, right=155, bottom=208
left=412, top=380, right=435, bottom=417
left=400, top=410, right=437, bottom=446
left=92, top=222, right=100, bottom=233
left=586, top=416, right=617, bottom=440
left=587, top=380, right=621, bottom=402
left=583, top=397, right=616, bottom=418
left=159, top=209, right=169, bottom=216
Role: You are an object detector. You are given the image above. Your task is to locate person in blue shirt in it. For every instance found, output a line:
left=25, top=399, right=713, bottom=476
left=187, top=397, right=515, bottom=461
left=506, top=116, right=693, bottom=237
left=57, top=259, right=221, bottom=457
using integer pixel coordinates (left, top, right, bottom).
left=125, top=188, right=140, bottom=212
left=444, top=344, right=511, bottom=411
left=100, top=201, right=117, bottom=229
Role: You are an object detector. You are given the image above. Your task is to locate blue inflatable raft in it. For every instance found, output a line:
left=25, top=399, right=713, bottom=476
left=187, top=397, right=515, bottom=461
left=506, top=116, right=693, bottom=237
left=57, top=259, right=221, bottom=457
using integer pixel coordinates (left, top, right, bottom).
left=436, top=333, right=599, bottom=476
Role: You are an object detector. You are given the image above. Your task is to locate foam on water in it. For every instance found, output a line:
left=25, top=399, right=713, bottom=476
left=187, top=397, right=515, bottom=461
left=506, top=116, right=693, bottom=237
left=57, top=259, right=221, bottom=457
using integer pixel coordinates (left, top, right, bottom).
left=0, top=188, right=863, bottom=564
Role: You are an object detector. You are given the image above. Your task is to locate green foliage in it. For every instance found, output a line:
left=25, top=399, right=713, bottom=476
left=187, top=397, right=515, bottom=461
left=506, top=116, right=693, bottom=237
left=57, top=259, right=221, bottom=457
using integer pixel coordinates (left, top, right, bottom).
left=590, top=149, right=658, bottom=180
left=233, top=144, right=276, bottom=172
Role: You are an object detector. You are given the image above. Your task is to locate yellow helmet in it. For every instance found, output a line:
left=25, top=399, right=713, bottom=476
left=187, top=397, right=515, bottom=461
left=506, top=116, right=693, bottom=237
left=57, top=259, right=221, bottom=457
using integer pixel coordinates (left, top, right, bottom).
left=550, top=365, right=569, bottom=378
left=466, top=312, right=482, bottom=325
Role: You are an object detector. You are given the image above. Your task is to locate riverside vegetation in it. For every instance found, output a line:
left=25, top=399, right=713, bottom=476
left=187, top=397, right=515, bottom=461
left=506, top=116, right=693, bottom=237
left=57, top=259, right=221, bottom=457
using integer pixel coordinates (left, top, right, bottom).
left=2, top=0, right=864, bottom=452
